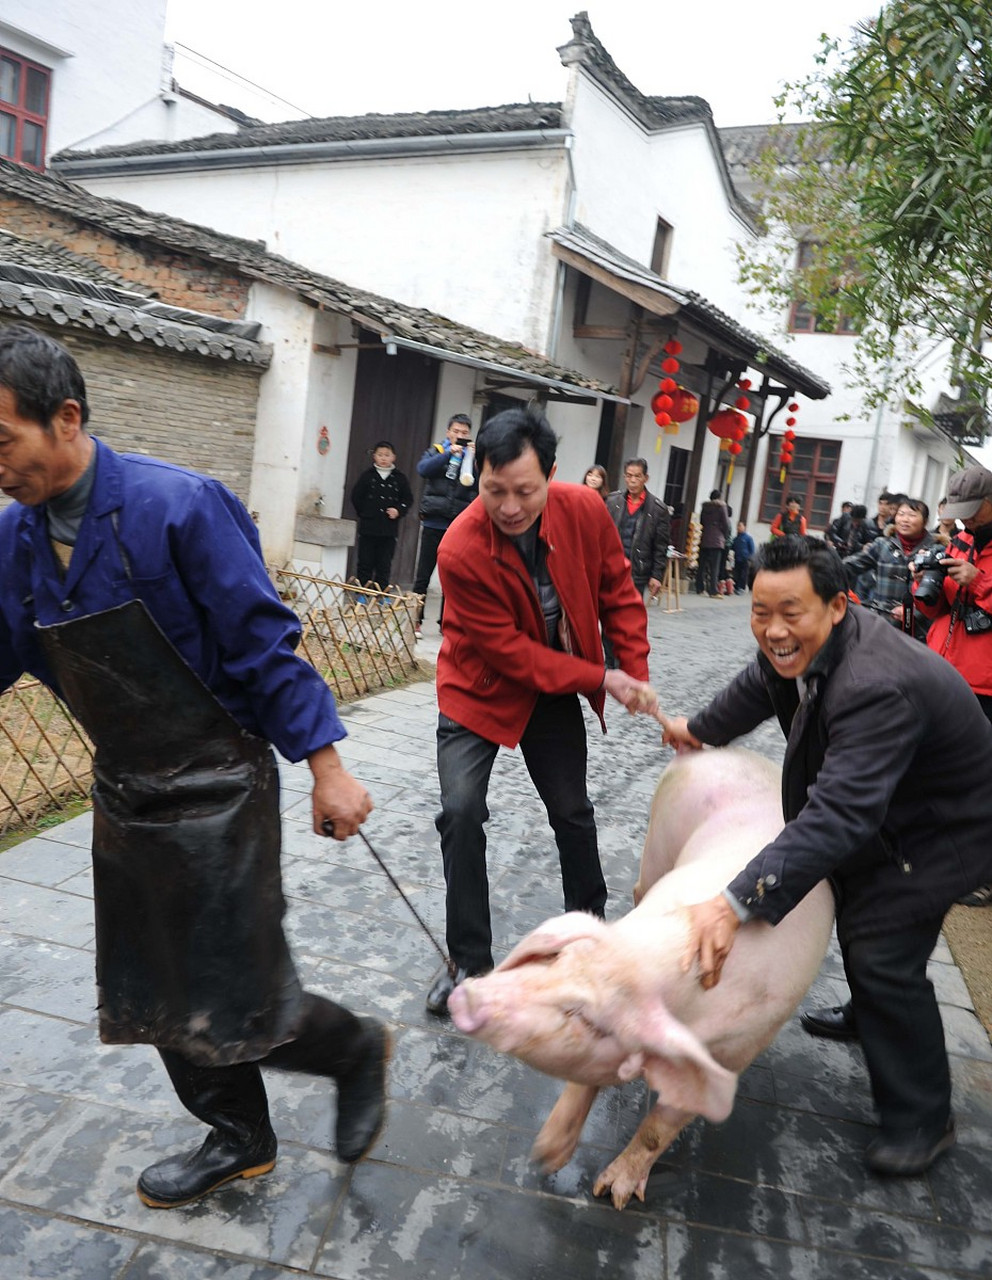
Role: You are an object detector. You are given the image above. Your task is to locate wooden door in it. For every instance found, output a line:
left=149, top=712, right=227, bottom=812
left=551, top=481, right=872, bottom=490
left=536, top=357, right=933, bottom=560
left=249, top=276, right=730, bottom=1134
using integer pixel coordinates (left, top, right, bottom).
left=344, top=332, right=440, bottom=588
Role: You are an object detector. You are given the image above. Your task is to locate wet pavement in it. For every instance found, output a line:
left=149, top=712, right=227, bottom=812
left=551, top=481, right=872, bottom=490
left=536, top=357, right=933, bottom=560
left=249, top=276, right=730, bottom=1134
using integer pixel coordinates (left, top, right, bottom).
left=2, top=586, right=991, bottom=1278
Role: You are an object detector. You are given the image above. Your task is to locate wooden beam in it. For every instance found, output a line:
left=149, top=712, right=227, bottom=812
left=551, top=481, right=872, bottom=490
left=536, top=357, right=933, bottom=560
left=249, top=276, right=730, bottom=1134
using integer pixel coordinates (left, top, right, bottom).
left=552, top=243, right=680, bottom=318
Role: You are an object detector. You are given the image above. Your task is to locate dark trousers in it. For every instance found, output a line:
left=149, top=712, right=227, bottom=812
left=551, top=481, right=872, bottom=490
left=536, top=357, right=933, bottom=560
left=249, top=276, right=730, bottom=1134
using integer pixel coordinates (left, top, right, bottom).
left=435, top=694, right=606, bottom=972
left=842, top=917, right=951, bottom=1133
left=733, top=559, right=751, bottom=592
left=413, top=525, right=446, bottom=624
left=697, top=547, right=722, bottom=595
left=158, top=992, right=367, bottom=1133
left=356, top=535, right=398, bottom=590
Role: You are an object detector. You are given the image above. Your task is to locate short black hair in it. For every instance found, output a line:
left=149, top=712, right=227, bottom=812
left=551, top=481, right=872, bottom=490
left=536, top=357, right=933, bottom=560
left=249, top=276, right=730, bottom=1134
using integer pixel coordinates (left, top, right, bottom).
left=624, top=457, right=648, bottom=474
left=475, top=406, right=557, bottom=477
left=851, top=503, right=868, bottom=519
left=0, top=324, right=89, bottom=428
left=785, top=494, right=802, bottom=507
left=751, top=535, right=847, bottom=603
left=372, top=440, right=395, bottom=452
left=447, top=413, right=472, bottom=429
left=897, top=497, right=930, bottom=524
left=709, top=489, right=721, bottom=500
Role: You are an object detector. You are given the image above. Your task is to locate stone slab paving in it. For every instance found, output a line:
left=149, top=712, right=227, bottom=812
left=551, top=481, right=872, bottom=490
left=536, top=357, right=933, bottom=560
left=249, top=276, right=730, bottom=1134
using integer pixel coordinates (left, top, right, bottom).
left=2, top=587, right=991, bottom=1278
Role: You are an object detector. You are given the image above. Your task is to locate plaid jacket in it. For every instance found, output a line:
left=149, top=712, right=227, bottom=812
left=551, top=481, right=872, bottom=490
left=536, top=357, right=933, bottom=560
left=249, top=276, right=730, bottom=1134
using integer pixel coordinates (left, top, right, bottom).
left=843, top=532, right=935, bottom=639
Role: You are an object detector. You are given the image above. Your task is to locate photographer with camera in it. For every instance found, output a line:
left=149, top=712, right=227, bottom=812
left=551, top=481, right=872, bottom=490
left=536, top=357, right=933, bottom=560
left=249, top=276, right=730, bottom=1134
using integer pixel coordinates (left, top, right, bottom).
left=913, top=465, right=992, bottom=906
left=842, top=498, right=934, bottom=640
left=412, top=413, right=478, bottom=636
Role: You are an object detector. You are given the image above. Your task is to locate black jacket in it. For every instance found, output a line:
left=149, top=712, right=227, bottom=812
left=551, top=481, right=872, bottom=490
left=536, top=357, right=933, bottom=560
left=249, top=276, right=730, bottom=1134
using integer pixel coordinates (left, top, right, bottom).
left=416, top=445, right=479, bottom=530
left=605, top=489, right=672, bottom=585
left=688, top=607, right=992, bottom=942
left=350, top=466, right=413, bottom=538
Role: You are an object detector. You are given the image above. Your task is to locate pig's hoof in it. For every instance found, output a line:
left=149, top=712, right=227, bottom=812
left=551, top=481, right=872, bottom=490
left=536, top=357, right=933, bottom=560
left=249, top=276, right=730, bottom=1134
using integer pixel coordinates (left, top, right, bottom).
left=593, top=1163, right=647, bottom=1211
left=531, top=1132, right=578, bottom=1174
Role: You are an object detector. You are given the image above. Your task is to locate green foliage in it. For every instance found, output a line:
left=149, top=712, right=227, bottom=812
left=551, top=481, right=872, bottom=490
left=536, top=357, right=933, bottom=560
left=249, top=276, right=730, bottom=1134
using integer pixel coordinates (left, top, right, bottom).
left=738, top=0, right=992, bottom=427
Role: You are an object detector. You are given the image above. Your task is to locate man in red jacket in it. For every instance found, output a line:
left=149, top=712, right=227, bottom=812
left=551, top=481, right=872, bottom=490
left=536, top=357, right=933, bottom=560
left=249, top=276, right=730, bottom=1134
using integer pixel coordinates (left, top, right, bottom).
left=425, top=406, right=658, bottom=1014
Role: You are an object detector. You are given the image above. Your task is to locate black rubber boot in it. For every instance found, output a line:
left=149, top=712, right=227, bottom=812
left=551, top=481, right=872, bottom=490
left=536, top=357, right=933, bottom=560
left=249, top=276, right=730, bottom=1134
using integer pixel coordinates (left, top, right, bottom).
left=137, top=1052, right=276, bottom=1209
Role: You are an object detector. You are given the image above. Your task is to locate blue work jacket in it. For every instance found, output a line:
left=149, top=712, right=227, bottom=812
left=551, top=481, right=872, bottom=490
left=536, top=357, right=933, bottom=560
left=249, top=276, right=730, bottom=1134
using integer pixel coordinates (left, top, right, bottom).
left=0, top=437, right=345, bottom=762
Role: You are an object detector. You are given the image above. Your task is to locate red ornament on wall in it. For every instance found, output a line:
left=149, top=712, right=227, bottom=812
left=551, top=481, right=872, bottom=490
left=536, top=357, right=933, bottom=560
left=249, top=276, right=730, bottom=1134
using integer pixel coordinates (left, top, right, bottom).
left=667, top=387, right=700, bottom=423
left=707, top=408, right=748, bottom=439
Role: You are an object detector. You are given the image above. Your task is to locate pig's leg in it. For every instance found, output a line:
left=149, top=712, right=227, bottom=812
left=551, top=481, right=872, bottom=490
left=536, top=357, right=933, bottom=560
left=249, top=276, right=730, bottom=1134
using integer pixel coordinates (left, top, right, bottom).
left=531, top=1082, right=599, bottom=1172
left=593, top=1101, right=692, bottom=1211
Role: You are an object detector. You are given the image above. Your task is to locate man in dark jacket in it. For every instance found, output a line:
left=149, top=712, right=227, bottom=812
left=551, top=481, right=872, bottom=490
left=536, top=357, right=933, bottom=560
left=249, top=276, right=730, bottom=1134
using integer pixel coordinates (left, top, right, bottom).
left=349, top=440, right=413, bottom=588
left=696, top=489, right=732, bottom=596
left=605, top=457, right=671, bottom=598
left=411, top=413, right=478, bottom=633
left=661, top=536, right=992, bottom=1177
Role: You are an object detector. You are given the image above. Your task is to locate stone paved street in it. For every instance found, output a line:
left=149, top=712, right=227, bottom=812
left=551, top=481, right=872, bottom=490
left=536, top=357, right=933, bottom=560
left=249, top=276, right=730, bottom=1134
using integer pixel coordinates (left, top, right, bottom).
left=2, top=587, right=991, bottom=1278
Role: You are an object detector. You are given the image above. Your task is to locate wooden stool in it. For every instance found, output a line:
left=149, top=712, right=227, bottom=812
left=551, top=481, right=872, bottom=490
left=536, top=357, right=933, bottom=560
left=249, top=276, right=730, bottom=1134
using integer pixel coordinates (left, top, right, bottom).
left=660, top=554, right=683, bottom=613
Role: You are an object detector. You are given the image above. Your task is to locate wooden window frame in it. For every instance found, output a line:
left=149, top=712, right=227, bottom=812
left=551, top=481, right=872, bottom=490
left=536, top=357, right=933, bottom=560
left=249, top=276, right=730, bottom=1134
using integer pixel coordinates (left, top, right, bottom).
left=0, top=47, right=50, bottom=171
left=789, top=241, right=859, bottom=336
left=758, top=436, right=842, bottom=532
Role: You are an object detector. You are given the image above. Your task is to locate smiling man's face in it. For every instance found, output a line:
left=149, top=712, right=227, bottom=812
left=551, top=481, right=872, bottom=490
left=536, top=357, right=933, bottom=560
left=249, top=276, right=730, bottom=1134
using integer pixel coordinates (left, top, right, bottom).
left=750, top=566, right=847, bottom=678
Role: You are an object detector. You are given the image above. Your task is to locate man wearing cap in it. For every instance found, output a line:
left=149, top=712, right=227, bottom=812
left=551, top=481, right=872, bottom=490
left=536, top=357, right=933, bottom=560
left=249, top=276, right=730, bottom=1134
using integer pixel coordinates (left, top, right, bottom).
left=913, top=464, right=992, bottom=907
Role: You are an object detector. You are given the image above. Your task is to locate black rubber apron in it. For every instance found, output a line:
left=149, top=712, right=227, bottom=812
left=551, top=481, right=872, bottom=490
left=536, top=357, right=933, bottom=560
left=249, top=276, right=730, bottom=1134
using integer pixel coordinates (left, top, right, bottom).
left=36, top=599, right=304, bottom=1067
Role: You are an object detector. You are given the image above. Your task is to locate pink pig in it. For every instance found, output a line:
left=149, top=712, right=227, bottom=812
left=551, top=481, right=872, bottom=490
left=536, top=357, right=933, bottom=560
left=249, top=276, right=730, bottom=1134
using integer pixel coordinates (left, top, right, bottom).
left=448, top=746, right=835, bottom=1209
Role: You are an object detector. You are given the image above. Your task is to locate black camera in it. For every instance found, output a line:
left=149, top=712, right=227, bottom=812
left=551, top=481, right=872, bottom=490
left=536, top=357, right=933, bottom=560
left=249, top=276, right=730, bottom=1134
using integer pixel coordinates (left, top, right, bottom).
left=963, top=603, right=992, bottom=634
left=910, top=544, right=949, bottom=607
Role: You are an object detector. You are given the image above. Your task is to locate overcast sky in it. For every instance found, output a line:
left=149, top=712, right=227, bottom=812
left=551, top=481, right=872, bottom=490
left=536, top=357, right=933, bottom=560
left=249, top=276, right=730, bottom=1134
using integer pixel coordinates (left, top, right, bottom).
left=163, top=0, right=880, bottom=128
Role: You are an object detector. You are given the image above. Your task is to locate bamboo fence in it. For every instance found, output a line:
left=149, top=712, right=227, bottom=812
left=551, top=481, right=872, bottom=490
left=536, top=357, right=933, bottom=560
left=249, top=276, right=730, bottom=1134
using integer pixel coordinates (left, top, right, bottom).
left=0, top=573, right=423, bottom=839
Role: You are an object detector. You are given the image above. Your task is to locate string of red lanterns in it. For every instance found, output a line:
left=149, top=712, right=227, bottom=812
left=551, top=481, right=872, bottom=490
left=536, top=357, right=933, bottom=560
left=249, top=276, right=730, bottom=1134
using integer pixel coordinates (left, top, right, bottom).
left=707, top=378, right=752, bottom=482
left=652, top=339, right=694, bottom=449
left=779, top=401, right=800, bottom=483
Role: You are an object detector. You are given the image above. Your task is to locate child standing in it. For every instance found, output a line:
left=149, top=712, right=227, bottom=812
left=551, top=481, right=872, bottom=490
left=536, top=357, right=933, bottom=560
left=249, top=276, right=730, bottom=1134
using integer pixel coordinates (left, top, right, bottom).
left=731, top=520, right=756, bottom=594
left=350, top=441, right=414, bottom=589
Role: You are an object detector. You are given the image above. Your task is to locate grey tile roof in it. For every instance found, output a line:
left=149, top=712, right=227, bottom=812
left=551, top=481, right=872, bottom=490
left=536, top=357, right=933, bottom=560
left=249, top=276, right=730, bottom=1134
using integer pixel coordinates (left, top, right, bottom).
left=53, top=103, right=565, bottom=162
left=551, top=223, right=830, bottom=399
left=0, top=228, right=272, bottom=365
left=0, top=230, right=154, bottom=294
left=0, top=159, right=618, bottom=395
left=718, top=123, right=817, bottom=175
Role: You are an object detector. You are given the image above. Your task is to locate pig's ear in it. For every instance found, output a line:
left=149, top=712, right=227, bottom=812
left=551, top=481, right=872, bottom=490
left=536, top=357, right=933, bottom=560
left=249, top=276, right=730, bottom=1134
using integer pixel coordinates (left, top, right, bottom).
left=636, top=1011, right=738, bottom=1123
left=496, top=912, right=606, bottom=972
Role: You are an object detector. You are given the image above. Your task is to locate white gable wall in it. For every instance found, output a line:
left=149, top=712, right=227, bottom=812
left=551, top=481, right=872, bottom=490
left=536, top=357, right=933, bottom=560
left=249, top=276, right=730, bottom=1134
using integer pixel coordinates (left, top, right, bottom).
left=1, top=1, right=236, bottom=162
left=75, top=146, right=572, bottom=353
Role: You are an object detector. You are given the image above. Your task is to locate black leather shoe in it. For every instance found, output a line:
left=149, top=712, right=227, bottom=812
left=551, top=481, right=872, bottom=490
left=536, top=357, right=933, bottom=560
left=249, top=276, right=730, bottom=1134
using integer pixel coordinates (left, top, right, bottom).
left=866, top=1117, right=956, bottom=1176
left=425, top=965, right=492, bottom=1017
left=335, top=1016, right=391, bottom=1164
left=137, top=1123, right=277, bottom=1208
left=799, top=1001, right=859, bottom=1041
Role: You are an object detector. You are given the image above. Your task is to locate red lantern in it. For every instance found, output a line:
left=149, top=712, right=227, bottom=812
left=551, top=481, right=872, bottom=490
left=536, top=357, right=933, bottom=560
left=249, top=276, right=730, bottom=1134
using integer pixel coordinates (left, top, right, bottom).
left=707, top=408, right=748, bottom=439
left=783, top=429, right=797, bottom=442
left=735, top=396, right=750, bottom=411
left=788, top=402, right=799, bottom=412
left=739, top=378, right=752, bottom=390
left=667, top=387, right=700, bottom=423
left=728, top=441, right=743, bottom=456
left=651, top=392, right=673, bottom=414
left=732, top=424, right=747, bottom=442
left=661, top=357, right=680, bottom=374
left=655, top=412, right=672, bottom=426
left=786, top=417, right=797, bottom=427
left=664, top=338, right=683, bottom=356
left=660, top=377, right=677, bottom=393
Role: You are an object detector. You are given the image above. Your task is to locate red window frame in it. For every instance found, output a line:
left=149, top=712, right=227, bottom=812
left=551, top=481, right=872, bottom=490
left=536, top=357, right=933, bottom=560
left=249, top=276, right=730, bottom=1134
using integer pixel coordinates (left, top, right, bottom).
left=0, top=47, right=50, bottom=171
left=759, top=436, right=841, bottom=532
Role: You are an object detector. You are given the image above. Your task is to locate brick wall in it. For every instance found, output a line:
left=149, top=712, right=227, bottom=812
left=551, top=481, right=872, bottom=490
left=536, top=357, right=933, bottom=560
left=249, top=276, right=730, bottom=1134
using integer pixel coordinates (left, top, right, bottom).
left=0, top=196, right=252, bottom=317
left=12, top=323, right=263, bottom=502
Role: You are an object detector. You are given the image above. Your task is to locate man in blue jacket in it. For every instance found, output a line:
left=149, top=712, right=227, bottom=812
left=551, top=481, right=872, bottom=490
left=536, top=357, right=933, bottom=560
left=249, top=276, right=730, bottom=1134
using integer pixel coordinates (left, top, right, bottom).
left=411, top=413, right=477, bottom=634
left=0, top=324, right=388, bottom=1209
